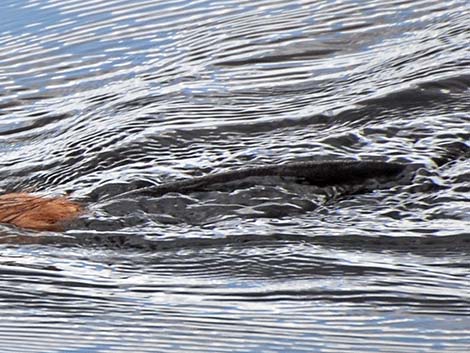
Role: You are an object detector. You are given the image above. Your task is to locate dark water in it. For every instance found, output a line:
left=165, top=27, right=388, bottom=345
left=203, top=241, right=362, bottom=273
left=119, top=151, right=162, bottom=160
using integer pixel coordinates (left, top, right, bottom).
left=0, top=0, right=469, bottom=352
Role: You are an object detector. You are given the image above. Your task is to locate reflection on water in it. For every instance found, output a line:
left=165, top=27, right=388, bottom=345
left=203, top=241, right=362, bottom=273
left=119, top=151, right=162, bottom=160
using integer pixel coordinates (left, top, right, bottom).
left=0, top=0, right=469, bottom=352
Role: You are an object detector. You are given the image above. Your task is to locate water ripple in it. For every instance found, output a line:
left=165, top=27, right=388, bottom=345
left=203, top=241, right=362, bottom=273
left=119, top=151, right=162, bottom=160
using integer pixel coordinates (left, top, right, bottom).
left=0, top=0, right=469, bottom=352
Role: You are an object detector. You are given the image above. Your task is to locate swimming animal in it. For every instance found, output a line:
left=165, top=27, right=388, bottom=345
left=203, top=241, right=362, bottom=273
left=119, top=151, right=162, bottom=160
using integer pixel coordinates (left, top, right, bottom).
left=0, top=160, right=408, bottom=231
left=0, top=193, right=82, bottom=231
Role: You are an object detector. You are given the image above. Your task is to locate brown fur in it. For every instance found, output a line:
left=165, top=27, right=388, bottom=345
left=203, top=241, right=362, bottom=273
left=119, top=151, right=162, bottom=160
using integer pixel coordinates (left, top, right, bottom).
left=0, top=193, right=82, bottom=231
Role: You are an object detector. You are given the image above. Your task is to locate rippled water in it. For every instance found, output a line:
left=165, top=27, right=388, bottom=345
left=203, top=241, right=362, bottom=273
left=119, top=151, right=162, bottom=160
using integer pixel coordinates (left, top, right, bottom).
left=0, top=0, right=469, bottom=352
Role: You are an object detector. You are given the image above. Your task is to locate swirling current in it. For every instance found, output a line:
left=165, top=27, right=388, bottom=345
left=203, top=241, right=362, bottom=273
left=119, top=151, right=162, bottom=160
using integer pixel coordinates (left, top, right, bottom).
left=0, top=0, right=469, bottom=352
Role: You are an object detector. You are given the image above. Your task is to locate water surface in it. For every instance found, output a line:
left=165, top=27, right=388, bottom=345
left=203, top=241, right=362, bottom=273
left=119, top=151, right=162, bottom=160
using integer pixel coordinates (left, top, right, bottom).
left=0, top=0, right=469, bottom=352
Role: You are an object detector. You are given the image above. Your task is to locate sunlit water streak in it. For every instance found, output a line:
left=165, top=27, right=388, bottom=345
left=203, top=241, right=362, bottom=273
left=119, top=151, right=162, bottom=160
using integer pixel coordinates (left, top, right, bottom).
left=0, top=0, right=469, bottom=352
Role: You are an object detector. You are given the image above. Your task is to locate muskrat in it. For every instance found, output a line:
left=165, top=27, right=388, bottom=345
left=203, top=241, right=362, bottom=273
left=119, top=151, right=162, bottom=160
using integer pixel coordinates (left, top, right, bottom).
left=0, top=160, right=408, bottom=231
left=0, top=193, right=82, bottom=231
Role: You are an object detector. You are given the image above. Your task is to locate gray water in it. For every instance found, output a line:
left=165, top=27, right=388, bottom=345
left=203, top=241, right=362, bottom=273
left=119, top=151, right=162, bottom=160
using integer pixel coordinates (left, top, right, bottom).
left=0, top=0, right=469, bottom=352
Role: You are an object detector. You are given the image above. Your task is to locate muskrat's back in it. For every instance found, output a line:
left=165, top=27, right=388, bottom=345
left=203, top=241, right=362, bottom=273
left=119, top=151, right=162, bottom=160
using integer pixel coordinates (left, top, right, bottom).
left=0, top=193, right=82, bottom=231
